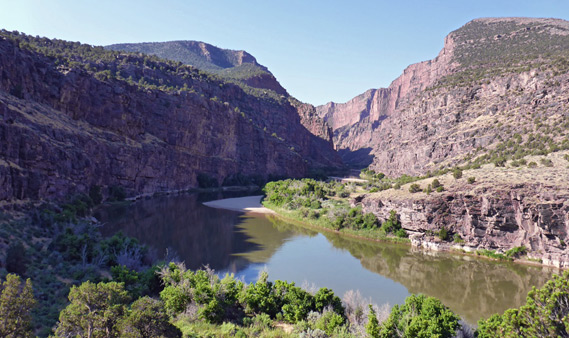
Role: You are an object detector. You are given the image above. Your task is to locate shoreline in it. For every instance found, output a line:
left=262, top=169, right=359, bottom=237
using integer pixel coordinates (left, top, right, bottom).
left=202, top=195, right=276, bottom=214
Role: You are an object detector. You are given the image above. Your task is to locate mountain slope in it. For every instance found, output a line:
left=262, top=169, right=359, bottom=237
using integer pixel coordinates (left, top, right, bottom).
left=318, top=17, right=569, bottom=175
left=106, top=40, right=289, bottom=95
left=0, top=31, right=341, bottom=201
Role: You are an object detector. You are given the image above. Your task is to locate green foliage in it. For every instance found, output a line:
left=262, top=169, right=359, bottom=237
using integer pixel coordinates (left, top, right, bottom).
left=380, top=210, right=406, bottom=238
left=467, top=177, right=476, bottom=184
left=452, top=168, right=463, bottom=179
left=431, top=179, right=442, bottom=188
left=476, top=270, right=569, bottom=337
left=0, top=274, right=35, bottom=338
left=160, top=263, right=345, bottom=327
left=118, top=297, right=181, bottom=338
left=366, top=305, right=381, bottom=338
left=409, top=184, right=421, bottom=193
left=436, top=186, right=445, bottom=193
left=438, top=227, right=449, bottom=241
left=54, top=281, right=130, bottom=338
left=379, top=294, right=460, bottom=338
left=504, top=246, right=527, bottom=258
left=453, top=234, right=464, bottom=244
left=540, top=157, right=554, bottom=167
left=476, top=249, right=511, bottom=261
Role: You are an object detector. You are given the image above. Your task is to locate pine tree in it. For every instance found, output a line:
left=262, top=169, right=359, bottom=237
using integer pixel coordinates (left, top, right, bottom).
left=0, top=274, right=36, bottom=338
left=366, top=304, right=380, bottom=338
left=54, top=281, right=130, bottom=338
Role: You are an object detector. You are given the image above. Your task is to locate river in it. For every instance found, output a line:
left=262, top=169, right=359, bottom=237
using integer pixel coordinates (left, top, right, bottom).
left=96, top=191, right=558, bottom=325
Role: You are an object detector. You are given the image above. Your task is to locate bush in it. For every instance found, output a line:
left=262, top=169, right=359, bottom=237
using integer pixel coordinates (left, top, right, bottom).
left=431, top=179, right=441, bottom=188
left=436, top=186, right=445, bottom=193
left=528, top=161, right=538, bottom=168
left=409, top=184, right=421, bottom=193
left=452, top=168, right=463, bottom=179
left=467, top=177, right=476, bottom=184
left=380, top=294, right=460, bottom=338
left=438, top=227, right=449, bottom=241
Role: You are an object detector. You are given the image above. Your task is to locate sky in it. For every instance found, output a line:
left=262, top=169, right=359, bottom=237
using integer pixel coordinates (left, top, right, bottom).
left=1, top=0, right=569, bottom=105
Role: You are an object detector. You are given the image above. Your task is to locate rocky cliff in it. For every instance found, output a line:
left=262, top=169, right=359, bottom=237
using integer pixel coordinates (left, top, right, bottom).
left=107, top=40, right=335, bottom=153
left=318, top=18, right=569, bottom=175
left=353, top=151, right=569, bottom=268
left=0, top=31, right=341, bottom=201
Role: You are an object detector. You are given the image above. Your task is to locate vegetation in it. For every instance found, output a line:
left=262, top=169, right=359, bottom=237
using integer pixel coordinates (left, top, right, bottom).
left=477, top=270, right=569, bottom=338
left=0, top=274, right=35, bottom=337
left=379, top=294, right=460, bottom=338
left=263, top=179, right=408, bottom=242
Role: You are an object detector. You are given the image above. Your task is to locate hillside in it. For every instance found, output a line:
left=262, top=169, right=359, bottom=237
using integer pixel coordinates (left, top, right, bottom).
left=0, top=30, right=341, bottom=201
left=106, top=40, right=289, bottom=95
left=317, top=17, right=569, bottom=175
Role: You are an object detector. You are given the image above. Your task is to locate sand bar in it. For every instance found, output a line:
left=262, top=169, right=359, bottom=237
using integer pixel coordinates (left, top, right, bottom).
left=203, top=195, right=275, bottom=214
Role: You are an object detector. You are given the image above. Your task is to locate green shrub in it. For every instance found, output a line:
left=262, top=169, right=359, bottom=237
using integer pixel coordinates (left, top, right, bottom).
left=467, top=177, right=476, bottom=184
left=540, top=158, right=554, bottom=167
left=452, top=168, right=463, bottom=179
left=438, top=227, right=449, bottom=241
left=476, top=270, right=569, bottom=338
left=380, top=294, right=460, bottom=338
left=504, top=246, right=526, bottom=258
left=528, top=161, right=538, bottom=168
left=436, top=186, right=445, bottom=193
left=409, top=184, right=421, bottom=193
left=431, top=179, right=442, bottom=188
left=453, top=233, right=464, bottom=243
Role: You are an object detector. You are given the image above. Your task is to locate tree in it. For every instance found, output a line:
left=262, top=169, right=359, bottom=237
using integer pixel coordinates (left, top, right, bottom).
left=55, top=281, right=130, bottom=338
left=0, top=274, right=35, bottom=338
left=366, top=305, right=380, bottom=338
left=379, top=294, right=460, bottom=338
left=118, top=297, right=181, bottom=338
left=476, top=269, right=569, bottom=337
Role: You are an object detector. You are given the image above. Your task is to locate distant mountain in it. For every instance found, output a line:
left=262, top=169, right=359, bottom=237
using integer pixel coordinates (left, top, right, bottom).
left=317, top=17, right=569, bottom=174
left=106, top=40, right=289, bottom=95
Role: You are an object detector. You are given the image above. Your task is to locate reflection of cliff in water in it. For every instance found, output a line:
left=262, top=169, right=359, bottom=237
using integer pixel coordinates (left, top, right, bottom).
left=322, top=233, right=556, bottom=324
left=96, top=191, right=266, bottom=271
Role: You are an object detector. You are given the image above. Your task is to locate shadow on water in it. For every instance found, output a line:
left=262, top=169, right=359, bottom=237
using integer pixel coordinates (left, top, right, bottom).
left=95, top=190, right=268, bottom=271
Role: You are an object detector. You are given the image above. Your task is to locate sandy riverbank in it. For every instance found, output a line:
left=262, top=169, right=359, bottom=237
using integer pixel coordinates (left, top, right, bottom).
left=203, top=195, right=275, bottom=214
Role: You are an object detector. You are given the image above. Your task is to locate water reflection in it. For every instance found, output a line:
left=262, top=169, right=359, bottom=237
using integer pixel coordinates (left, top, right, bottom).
left=97, top=192, right=557, bottom=324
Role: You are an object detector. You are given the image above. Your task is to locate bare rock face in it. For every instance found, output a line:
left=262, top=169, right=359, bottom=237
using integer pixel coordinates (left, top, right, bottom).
left=357, top=183, right=569, bottom=268
left=0, top=35, right=341, bottom=201
left=317, top=18, right=569, bottom=175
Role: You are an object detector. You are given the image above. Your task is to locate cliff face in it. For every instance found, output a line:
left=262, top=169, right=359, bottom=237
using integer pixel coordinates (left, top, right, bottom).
left=353, top=152, right=569, bottom=268
left=0, top=33, right=341, bottom=201
left=317, top=18, right=569, bottom=175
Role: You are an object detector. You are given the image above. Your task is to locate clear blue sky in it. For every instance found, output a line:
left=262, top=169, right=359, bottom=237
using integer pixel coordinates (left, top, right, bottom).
left=2, top=0, right=568, bottom=105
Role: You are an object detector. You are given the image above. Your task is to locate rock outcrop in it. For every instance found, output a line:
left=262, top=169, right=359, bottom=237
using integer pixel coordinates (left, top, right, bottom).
left=353, top=155, right=569, bottom=268
left=0, top=32, right=341, bottom=201
left=317, top=18, right=569, bottom=175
